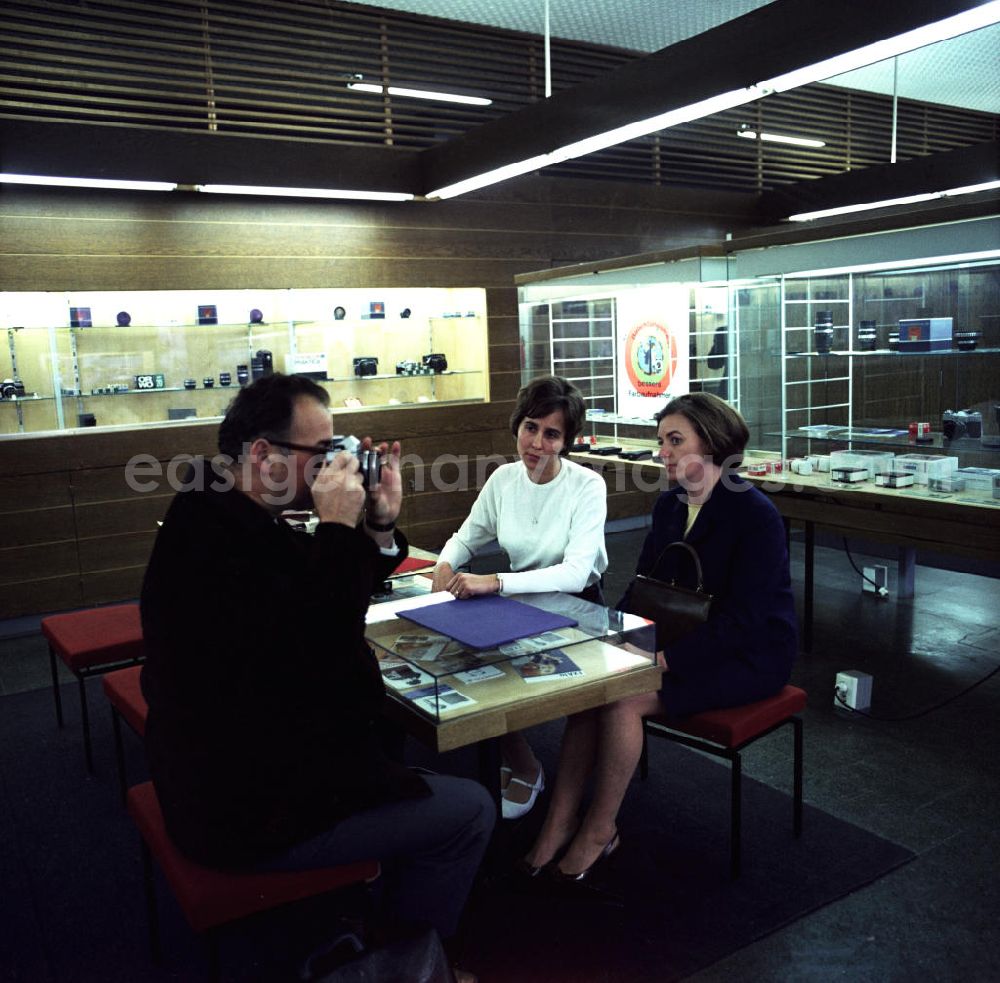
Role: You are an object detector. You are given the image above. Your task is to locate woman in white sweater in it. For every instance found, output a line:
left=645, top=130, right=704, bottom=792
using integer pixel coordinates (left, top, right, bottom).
left=432, top=376, right=608, bottom=818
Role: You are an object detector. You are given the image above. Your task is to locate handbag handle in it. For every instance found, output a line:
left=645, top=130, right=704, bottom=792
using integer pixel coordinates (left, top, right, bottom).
left=646, top=540, right=705, bottom=592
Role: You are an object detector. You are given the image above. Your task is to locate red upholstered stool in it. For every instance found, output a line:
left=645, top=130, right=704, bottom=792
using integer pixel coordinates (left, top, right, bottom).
left=126, top=781, right=380, bottom=980
left=640, top=684, right=807, bottom=878
left=102, top=666, right=148, bottom=803
left=42, top=603, right=144, bottom=772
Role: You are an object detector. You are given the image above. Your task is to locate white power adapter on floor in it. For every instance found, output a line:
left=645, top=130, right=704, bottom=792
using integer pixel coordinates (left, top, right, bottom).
left=835, top=670, right=873, bottom=711
left=862, top=565, right=889, bottom=598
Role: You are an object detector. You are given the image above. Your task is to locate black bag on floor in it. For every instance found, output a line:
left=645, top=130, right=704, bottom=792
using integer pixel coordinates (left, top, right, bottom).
left=300, top=925, right=456, bottom=983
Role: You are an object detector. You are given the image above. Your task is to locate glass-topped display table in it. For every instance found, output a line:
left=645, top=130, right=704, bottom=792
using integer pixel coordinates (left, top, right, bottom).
left=366, top=587, right=661, bottom=757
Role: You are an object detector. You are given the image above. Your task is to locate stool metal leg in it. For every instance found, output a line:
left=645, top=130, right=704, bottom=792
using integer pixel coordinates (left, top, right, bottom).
left=730, top=750, right=742, bottom=880
left=111, top=706, right=127, bottom=803
left=49, top=647, right=64, bottom=727
left=204, top=931, right=221, bottom=983
left=792, top=716, right=804, bottom=837
left=140, top=837, right=162, bottom=964
left=77, top=672, right=93, bottom=772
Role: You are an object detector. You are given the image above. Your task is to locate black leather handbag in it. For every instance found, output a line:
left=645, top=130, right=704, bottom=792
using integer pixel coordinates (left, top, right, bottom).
left=626, top=540, right=712, bottom=651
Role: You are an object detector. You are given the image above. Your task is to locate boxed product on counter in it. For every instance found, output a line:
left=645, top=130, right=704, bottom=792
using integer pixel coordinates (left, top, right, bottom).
left=831, top=466, right=869, bottom=484
left=928, top=475, right=966, bottom=493
left=829, top=449, right=894, bottom=480
left=894, top=453, right=959, bottom=485
left=955, top=467, right=1000, bottom=494
left=874, top=471, right=915, bottom=488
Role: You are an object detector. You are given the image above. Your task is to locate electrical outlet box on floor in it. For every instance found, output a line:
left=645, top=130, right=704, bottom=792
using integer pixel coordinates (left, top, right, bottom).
left=835, top=670, right=873, bottom=711
left=862, top=565, right=888, bottom=594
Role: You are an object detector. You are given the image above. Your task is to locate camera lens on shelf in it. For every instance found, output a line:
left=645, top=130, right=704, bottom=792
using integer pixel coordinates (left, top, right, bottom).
left=203, top=376, right=214, bottom=388
left=236, top=365, right=249, bottom=386
left=219, top=372, right=232, bottom=386
left=888, top=331, right=900, bottom=352
left=857, top=320, right=878, bottom=351
left=955, top=331, right=979, bottom=351
left=814, top=310, right=835, bottom=354
left=184, top=378, right=197, bottom=390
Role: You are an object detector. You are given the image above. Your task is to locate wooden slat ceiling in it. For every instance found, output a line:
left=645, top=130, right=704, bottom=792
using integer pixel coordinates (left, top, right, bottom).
left=1, top=0, right=997, bottom=195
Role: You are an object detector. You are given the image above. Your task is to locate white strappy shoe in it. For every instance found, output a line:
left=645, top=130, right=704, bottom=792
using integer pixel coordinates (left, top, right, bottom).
left=501, top=764, right=545, bottom=820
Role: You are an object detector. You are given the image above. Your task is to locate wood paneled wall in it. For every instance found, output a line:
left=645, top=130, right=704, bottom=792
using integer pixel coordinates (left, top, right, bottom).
left=0, top=176, right=756, bottom=617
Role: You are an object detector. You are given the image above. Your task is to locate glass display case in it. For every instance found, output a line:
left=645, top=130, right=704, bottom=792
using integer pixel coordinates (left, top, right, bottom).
left=738, top=257, right=1000, bottom=474
left=0, top=287, right=488, bottom=435
left=365, top=588, right=654, bottom=724
left=518, top=218, right=1000, bottom=500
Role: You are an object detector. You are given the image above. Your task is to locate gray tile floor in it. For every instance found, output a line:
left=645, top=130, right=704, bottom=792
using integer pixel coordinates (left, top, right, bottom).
left=2, top=529, right=998, bottom=981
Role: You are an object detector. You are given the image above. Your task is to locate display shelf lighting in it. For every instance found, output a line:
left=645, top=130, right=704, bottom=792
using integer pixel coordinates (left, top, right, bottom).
left=195, top=183, right=414, bottom=202
left=427, top=0, right=1000, bottom=199
left=737, top=125, right=826, bottom=148
left=787, top=179, right=1000, bottom=221
left=347, top=75, right=492, bottom=106
left=0, top=172, right=177, bottom=192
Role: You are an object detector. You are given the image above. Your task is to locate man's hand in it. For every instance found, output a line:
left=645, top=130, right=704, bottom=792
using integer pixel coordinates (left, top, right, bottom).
left=431, top=562, right=455, bottom=593
left=445, top=572, right=501, bottom=599
left=311, top=451, right=365, bottom=527
left=364, top=439, right=402, bottom=528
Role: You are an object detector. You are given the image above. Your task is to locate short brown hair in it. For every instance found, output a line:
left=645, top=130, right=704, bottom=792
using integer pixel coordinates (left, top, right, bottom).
left=655, top=392, right=749, bottom=468
left=509, top=375, right=586, bottom=455
left=218, top=372, right=330, bottom=460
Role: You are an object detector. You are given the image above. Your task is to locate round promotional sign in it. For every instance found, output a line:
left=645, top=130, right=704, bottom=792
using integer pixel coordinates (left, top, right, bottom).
left=624, top=320, right=677, bottom=396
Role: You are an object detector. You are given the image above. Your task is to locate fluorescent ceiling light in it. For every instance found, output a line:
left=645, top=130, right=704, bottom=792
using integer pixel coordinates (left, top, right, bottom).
left=737, top=127, right=826, bottom=148
left=427, top=1, right=1000, bottom=200
left=347, top=79, right=492, bottom=106
left=430, top=87, right=765, bottom=198
left=196, top=184, right=414, bottom=202
left=347, top=81, right=383, bottom=95
left=788, top=180, right=1000, bottom=221
left=0, top=172, right=176, bottom=192
left=388, top=86, right=491, bottom=107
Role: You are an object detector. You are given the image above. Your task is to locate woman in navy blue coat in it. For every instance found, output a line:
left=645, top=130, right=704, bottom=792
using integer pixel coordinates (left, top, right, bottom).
left=521, top=392, right=797, bottom=882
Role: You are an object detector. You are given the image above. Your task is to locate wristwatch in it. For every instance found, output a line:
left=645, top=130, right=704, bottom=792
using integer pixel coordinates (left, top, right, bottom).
left=365, top=516, right=396, bottom=532
left=495, top=573, right=504, bottom=594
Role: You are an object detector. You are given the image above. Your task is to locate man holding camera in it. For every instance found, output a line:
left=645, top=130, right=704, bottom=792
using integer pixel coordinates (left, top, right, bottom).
left=140, top=373, right=494, bottom=952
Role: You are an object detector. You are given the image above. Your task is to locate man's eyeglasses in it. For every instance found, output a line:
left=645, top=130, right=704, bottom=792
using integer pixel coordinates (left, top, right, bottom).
left=268, top=438, right=338, bottom=462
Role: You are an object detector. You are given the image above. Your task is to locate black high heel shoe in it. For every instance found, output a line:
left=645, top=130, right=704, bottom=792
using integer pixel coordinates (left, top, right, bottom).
left=514, top=821, right=582, bottom=879
left=548, top=831, right=621, bottom=884
left=513, top=856, right=545, bottom=879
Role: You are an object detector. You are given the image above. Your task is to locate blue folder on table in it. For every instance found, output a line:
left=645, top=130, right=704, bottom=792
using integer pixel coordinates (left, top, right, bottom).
left=395, top=595, right=578, bottom=651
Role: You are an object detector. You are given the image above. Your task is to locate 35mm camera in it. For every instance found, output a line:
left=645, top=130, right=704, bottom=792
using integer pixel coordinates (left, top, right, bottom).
left=329, top=435, right=382, bottom=489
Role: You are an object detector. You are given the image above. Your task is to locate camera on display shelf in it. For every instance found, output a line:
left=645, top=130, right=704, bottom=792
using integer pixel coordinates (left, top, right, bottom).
left=942, top=408, right=982, bottom=440
left=396, top=360, right=431, bottom=375
left=1, top=378, right=26, bottom=399
left=421, top=353, right=448, bottom=373
left=329, top=435, right=382, bottom=489
left=353, top=357, right=379, bottom=377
